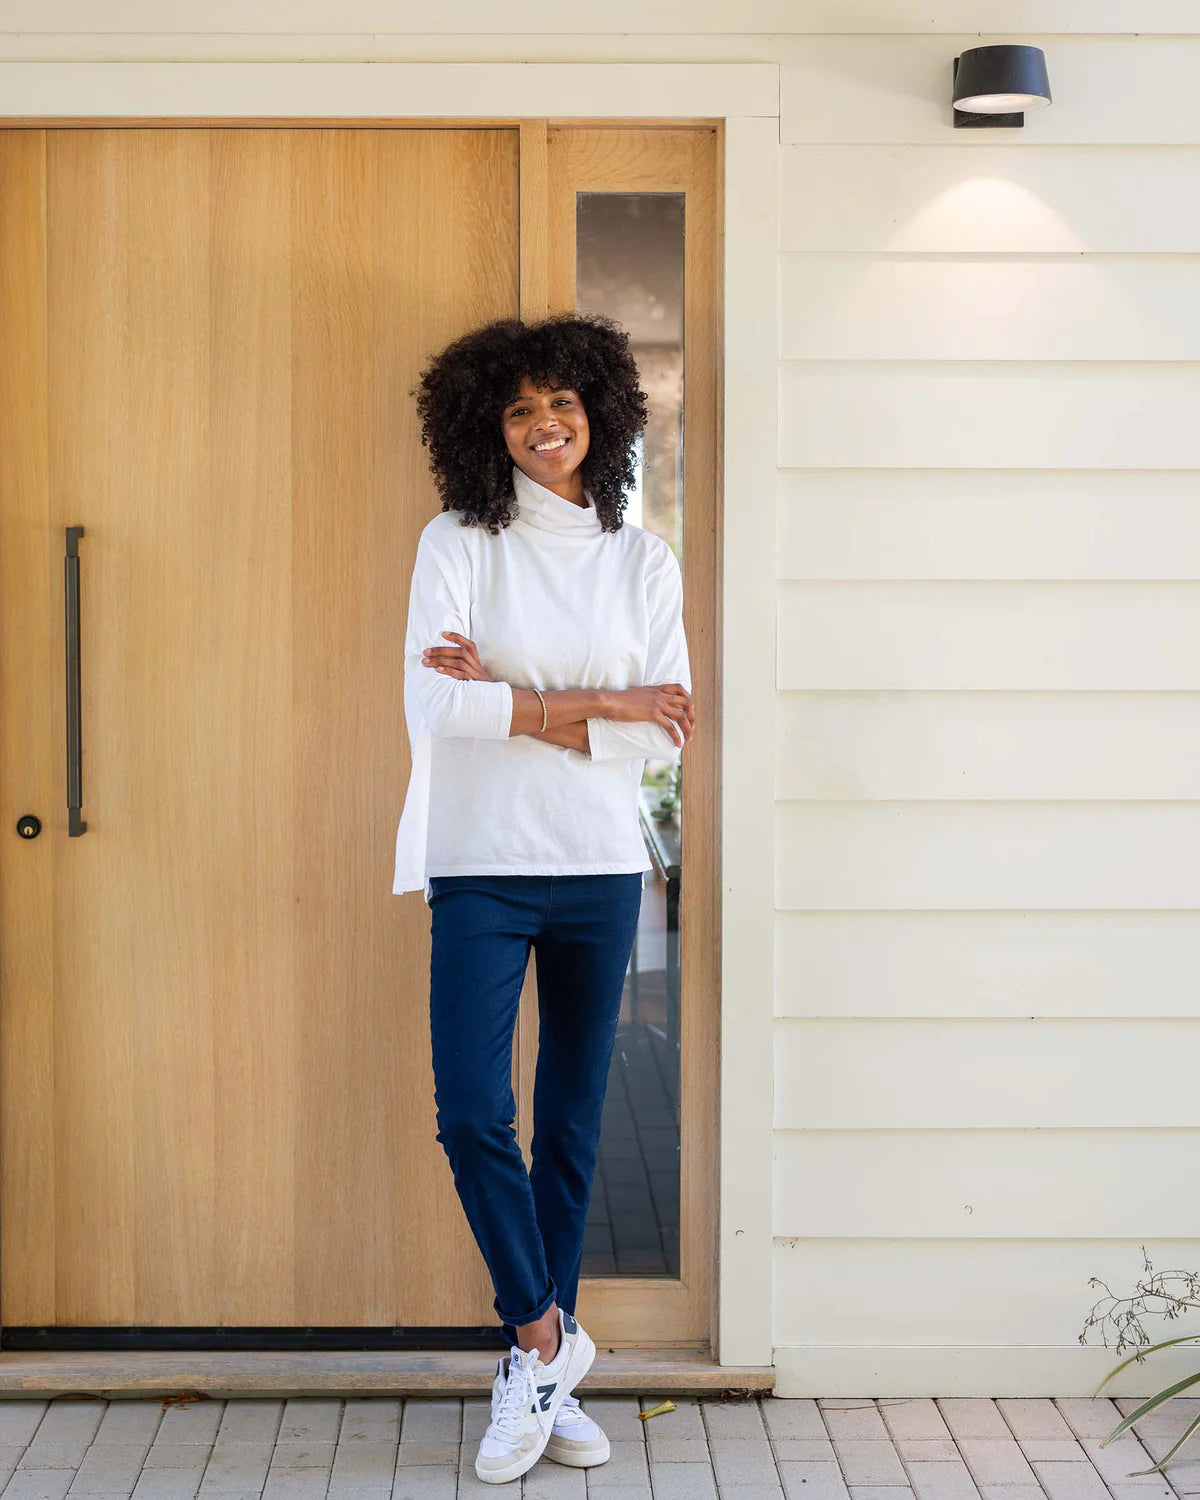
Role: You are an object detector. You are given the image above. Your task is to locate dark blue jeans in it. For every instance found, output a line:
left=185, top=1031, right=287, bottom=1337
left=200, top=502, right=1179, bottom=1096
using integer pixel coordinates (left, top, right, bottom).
left=427, top=871, right=644, bottom=1348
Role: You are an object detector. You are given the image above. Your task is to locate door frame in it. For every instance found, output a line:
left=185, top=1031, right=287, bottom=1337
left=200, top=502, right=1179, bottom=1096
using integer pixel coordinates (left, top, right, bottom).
left=0, top=61, right=780, bottom=1371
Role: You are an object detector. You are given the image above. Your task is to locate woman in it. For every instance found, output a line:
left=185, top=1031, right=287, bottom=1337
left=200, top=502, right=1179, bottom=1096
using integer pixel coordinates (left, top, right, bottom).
left=392, top=313, right=695, bottom=1486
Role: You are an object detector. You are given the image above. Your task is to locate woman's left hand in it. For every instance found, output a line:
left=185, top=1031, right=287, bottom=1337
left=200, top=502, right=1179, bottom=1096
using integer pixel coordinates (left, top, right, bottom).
left=421, top=632, right=497, bottom=682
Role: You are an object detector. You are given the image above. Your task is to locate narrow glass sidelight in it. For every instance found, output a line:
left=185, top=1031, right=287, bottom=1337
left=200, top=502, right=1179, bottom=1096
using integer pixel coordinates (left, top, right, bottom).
left=575, top=191, right=685, bottom=1280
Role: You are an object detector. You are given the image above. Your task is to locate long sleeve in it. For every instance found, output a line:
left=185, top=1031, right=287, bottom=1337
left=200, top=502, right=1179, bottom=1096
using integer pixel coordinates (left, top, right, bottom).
left=585, top=539, right=691, bottom=765
left=403, top=521, right=514, bottom=740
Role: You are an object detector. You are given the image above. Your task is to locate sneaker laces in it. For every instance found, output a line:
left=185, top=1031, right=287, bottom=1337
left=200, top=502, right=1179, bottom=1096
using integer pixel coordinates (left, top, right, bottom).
left=491, top=1348, right=538, bottom=1441
left=554, top=1392, right=585, bottom=1425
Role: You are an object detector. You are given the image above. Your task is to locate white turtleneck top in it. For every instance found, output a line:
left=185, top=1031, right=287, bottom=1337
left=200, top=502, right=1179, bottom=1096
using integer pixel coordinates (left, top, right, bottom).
left=392, top=466, right=691, bottom=902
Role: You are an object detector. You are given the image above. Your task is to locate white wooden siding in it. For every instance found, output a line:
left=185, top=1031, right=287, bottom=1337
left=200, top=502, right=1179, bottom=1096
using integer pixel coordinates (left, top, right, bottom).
left=772, top=1239, right=1200, bottom=1347
left=776, top=910, right=1200, bottom=1018
left=777, top=692, right=1200, bottom=800
left=774, top=1130, right=1200, bottom=1237
left=773, top=11, right=1200, bottom=1391
left=775, top=1019, right=1200, bottom=1128
left=774, top=16, right=1200, bottom=1393
left=778, top=581, right=1200, bottom=689
left=777, top=803, right=1200, bottom=909
left=781, top=147, right=1200, bottom=253
left=779, top=471, right=1200, bottom=580
left=781, top=257, right=1200, bottom=362
left=780, top=364, right=1200, bottom=469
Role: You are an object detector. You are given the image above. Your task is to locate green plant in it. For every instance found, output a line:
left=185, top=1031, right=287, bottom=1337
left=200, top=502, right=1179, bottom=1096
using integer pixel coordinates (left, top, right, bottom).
left=1079, top=1244, right=1200, bottom=1474
left=647, top=757, right=681, bottom=822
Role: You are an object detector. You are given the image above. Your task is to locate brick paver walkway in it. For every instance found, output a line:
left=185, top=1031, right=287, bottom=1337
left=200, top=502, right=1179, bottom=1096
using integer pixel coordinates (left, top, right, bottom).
left=1, top=1394, right=1197, bottom=1500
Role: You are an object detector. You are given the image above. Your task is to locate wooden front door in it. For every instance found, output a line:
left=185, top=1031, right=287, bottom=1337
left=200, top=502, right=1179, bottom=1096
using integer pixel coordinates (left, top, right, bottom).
left=0, top=122, right=720, bottom=1352
left=0, top=126, right=519, bottom=1334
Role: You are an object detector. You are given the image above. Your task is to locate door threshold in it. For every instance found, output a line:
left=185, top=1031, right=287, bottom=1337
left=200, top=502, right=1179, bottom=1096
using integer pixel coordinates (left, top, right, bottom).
left=0, top=1348, right=775, bottom=1398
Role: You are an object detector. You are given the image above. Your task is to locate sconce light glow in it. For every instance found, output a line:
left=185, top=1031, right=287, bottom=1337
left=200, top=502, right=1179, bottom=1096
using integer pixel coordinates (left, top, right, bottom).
left=953, top=45, right=1052, bottom=129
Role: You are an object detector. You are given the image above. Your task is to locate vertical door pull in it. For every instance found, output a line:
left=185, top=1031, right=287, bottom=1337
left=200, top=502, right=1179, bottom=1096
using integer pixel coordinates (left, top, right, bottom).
left=65, top=526, right=87, bottom=836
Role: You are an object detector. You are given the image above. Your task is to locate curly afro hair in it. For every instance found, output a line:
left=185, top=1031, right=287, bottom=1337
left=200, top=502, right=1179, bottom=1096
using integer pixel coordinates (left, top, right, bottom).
left=412, top=312, right=648, bottom=535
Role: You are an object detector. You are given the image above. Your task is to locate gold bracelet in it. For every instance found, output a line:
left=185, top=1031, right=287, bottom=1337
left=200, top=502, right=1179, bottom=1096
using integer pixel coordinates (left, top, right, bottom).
left=532, top=687, right=548, bottom=733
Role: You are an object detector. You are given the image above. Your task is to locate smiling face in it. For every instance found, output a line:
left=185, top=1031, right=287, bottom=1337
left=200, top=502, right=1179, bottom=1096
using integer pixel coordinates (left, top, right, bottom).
left=501, top=375, right=591, bottom=503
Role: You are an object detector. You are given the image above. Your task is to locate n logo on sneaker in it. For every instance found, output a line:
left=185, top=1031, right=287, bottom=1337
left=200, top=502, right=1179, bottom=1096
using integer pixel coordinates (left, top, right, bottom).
left=535, top=1383, right=557, bottom=1412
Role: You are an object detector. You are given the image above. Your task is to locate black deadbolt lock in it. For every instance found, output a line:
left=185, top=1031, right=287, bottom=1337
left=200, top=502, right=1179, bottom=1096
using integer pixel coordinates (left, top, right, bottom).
left=17, top=815, right=42, bottom=840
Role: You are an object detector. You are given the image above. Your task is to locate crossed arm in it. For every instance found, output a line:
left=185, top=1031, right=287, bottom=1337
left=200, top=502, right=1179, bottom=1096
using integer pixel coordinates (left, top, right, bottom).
left=530, top=719, right=592, bottom=754
left=403, top=525, right=694, bottom=761
left=420, top=636, right=693, bottom=755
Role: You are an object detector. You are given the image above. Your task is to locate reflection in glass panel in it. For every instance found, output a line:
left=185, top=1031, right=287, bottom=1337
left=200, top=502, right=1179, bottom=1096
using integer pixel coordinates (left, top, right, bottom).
left=576, top=193, right=685, bottom=1279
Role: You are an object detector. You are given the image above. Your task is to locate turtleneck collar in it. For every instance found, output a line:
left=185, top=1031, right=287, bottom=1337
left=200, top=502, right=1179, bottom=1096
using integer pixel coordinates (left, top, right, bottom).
left=512, top=464, right=602, bottom=541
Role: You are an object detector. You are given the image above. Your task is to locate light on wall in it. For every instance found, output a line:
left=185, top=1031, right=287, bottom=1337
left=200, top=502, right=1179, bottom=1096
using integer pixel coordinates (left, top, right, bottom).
left=952, top=44, right=1052, bottom=129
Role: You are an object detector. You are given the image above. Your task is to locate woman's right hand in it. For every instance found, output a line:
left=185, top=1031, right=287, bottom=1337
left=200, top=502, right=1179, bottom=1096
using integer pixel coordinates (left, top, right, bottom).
left=604, top=684, right=695, bottom=748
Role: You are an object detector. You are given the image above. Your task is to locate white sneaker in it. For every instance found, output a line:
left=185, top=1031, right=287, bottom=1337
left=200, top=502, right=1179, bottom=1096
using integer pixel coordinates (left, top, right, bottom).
left=544, top=1391, right=611, bottom=1467
left=477, top=1307, right=597, bottom=1484
left=490, top=1362, right=611, bottom=1469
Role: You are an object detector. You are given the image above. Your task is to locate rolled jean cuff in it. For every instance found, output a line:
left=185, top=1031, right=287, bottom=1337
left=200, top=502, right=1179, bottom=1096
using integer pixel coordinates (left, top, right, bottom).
left=494, top=1278, right=558, bottom=1331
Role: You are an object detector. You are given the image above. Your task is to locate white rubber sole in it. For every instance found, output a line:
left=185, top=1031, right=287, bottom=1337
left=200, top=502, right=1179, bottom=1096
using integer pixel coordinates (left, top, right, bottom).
left=474, top=1435, right=549, bottom=1486
left=544, top=1429, right=611, bottom=1467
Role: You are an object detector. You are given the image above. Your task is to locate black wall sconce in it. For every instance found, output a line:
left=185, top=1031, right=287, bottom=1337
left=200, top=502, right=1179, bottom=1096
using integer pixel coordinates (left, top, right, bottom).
left=953, top=44, right=1052, bottom=128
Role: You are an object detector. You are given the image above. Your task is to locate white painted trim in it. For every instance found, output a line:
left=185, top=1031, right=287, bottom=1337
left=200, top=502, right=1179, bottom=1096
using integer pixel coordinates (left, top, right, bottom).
left=3, top=2, right=1199, bottom=35
left=774, top=1344, right=1200, bottom=1398
left=0, top=61, right=778, bottom=120
left=716, top=114, right=779, bottom=1371
left=0, top=59, right=780, bottom=1374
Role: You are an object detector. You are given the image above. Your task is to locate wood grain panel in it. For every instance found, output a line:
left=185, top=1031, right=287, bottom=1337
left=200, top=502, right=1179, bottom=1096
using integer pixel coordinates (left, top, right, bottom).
left=48, top=128, right=219, bottom=1323
left=781, top=146, right=1200, bottom=253
left=774, top=1018, right=1200, bottom=1128
left=0, top=130, right=57, bottom=1323
left=289, top=128, right=519, bottom=1326
left=780, top=363, right=1200, bottom=470
left=779, top=470, right=1200, bottom=581
left=777, top=802, right=1200, bottom=910
left=781, top=255, right=1200, bottom=361
left=774, top=1128, right=1200, bottom=1238
left=207, top=129, right=296, bottom=1325
left=775, top=910, right=1200, bottom=1018
left=518, top=120, right=548, bottom=320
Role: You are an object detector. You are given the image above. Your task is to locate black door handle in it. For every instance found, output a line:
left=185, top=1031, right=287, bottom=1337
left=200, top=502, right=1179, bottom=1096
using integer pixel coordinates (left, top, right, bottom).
left=65, top=525, right=87, bottom=836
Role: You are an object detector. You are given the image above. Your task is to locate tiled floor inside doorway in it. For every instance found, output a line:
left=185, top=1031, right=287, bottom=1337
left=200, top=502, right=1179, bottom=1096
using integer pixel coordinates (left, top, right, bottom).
left=584, top=868, right=680, bottom=1281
